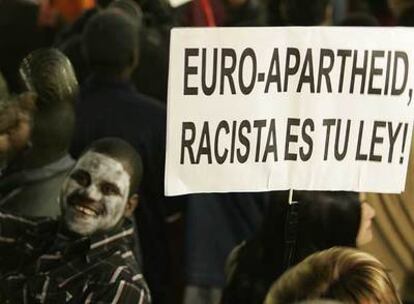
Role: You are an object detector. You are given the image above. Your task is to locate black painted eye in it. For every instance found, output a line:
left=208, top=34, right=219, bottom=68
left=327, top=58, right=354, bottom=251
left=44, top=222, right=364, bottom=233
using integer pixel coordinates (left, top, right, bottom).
left=70, top=170, right=90, bottom=187
left=100, top=182, right=120, bottom=196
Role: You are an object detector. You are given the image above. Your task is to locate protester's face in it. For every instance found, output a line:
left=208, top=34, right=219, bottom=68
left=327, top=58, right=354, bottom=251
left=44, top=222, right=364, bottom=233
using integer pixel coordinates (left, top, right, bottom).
left=356, top=193, right=376, bottom=246
left=60, top=151, right=131, bottom=236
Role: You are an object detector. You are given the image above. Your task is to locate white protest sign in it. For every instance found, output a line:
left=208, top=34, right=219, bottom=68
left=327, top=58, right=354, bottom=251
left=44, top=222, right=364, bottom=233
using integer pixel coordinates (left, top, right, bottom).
left=165, top=27, right=414, bottom=196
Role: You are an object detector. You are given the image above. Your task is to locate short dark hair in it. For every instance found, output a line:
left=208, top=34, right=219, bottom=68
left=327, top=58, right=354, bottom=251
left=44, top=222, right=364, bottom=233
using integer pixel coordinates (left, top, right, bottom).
left=85, top=137, right=143, bottom=196
left=109, top=0, right=143, bottom=28
left=82, top=9, right=139, bottom=75
left=221, top=191, right=360, bottom=304
left=279, top=0, right=330, bottom=25
left=19, top=48, right=78, bottom=108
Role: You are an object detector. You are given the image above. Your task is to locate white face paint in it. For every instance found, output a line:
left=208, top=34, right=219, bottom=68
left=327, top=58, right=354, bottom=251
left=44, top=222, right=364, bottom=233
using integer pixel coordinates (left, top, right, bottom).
left=60, top=151, right=131, bottom=236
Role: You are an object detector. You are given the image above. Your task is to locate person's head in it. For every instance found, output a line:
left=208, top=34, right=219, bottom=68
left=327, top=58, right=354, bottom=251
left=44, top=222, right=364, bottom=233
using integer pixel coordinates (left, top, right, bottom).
left=60, top=137, right=143, bottom=236
left=109, top=0, right=143, bottom=28
left=16, top=49, right=77, bottom=168
left=260, top=191, right=364, bottom=272
left=82, top=9, right=140, bottom=79
left=222, top=191, right=370, bottom=304
left=264, top=247, right=401, bottom=304
left=278, top=0, right=332, bottom=25
left=19, top=48, right=78, bottom=106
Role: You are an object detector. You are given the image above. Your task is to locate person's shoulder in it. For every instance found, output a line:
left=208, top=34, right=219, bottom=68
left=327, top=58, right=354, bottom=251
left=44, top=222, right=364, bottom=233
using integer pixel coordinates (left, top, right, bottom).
left=132, top=91, right=166, bottom=112
left=0, top=211, right=57, bottom=246
left=126, top=92, right=166, bottom=125
left=0, top=211, right=55, bottom=228
left=225, top=241, right=246, bottom=283
left=0, top=181, right=62, bottom=217
left=80, top=239, right=151, bottom=302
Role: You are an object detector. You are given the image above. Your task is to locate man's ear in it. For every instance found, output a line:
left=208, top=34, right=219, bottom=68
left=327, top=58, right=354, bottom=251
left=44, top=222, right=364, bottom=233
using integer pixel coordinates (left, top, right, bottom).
left=124, top=194, right=138, bottom=217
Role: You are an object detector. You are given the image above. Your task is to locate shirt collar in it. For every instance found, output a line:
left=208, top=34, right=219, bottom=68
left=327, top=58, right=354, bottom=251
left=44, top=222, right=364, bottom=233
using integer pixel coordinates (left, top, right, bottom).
left=55, top=219, right=135, bottom=259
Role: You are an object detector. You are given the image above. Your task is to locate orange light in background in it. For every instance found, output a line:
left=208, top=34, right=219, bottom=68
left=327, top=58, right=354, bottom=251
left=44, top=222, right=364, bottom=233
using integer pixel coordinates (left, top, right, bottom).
left=53, top=0, right=96, bottom=23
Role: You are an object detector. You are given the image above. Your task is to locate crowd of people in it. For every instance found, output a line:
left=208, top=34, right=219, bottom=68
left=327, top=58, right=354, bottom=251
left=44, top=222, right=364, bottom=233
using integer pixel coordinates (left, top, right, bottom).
left=0, top=0, right=413, bottom=303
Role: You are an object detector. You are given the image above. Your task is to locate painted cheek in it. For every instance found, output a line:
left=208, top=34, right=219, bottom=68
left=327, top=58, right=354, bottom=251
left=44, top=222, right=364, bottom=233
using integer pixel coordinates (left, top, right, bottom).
left=106, top=197, right=123, bottom=216
left=100, top=197, right=125, bottom=228
left=61, top=180, right=73, bottom=204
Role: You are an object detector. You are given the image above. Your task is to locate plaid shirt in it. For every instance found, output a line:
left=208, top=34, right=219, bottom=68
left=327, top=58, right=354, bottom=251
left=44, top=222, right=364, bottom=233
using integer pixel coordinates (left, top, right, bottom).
left=0, top=212, right=151, bottom=303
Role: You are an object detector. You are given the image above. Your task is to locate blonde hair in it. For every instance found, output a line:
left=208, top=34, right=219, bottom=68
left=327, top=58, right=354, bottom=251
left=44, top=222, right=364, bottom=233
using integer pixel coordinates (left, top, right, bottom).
left=265, top=247, right=401, bottom=304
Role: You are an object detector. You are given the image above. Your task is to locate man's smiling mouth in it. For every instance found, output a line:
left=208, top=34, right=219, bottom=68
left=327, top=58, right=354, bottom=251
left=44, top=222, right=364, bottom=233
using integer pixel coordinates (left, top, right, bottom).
left=73, top=204, right=99, bottom=217
left=67, top=193, right=104, bottom=218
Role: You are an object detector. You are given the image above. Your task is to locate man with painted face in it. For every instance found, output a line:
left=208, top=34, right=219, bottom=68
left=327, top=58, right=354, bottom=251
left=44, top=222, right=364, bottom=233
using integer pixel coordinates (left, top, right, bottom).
left=71, top=8, right=174, bottom=304
left=61, top=139, right=140, bottom=236
left=0, top=138, right=151, bottom=303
